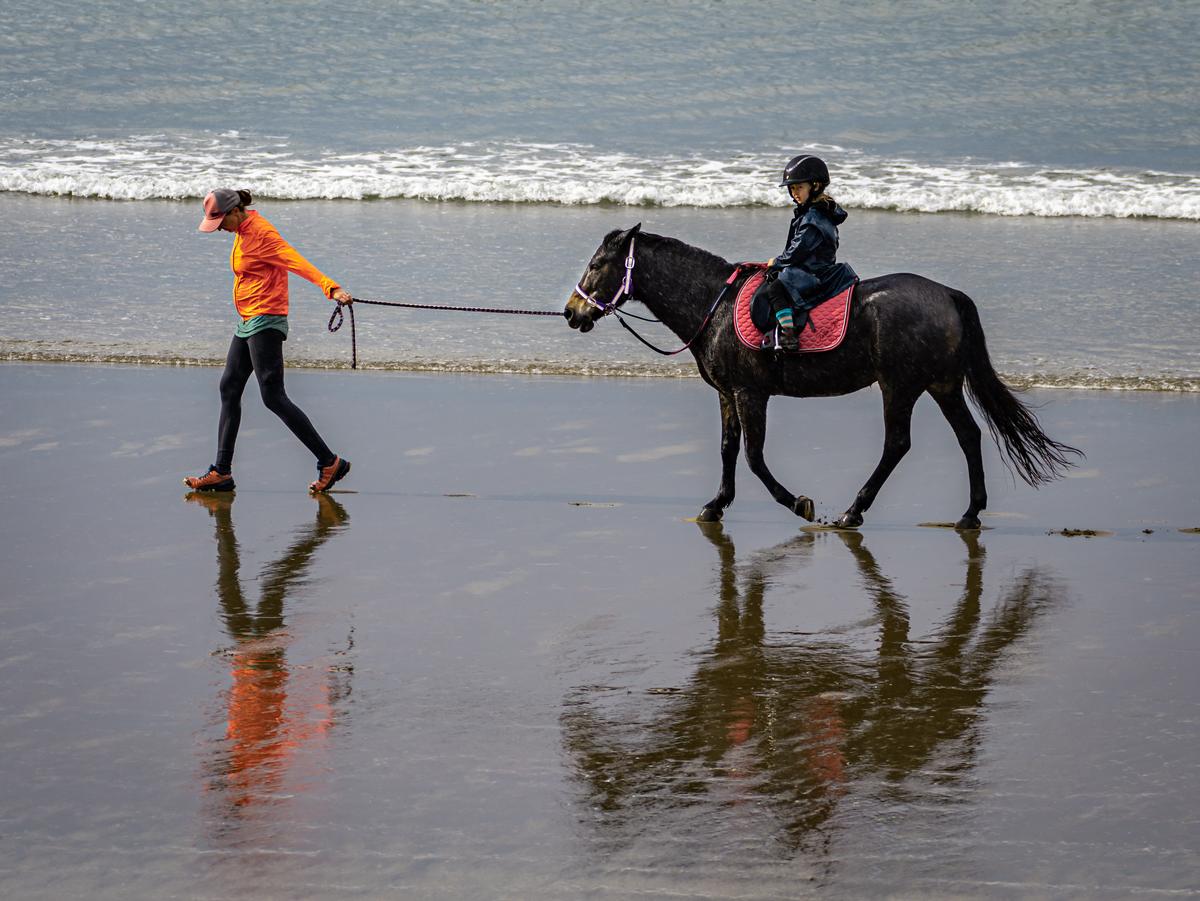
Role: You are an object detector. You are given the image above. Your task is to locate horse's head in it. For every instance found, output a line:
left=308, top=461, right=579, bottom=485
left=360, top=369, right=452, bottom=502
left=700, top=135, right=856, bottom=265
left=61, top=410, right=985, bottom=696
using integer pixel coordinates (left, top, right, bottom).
left=563, top=223, right=641, bottom=332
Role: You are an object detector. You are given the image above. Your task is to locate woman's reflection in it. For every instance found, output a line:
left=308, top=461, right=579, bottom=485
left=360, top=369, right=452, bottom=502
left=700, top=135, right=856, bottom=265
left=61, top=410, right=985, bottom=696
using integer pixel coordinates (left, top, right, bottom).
left=562, top=524, right=1062, bottom=851
left=187, top=492, right=353, bottom=833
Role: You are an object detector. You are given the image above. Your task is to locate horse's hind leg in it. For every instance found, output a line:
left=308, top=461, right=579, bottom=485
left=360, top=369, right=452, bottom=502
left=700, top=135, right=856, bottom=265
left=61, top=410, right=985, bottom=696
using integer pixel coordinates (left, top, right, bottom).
left=735, top=390, right=815, bottom=521
left=699, top=393, right=742, bottom=522
left=930, top=385, right=987, bottom=529
left=837, top=384, right=920, bottom=528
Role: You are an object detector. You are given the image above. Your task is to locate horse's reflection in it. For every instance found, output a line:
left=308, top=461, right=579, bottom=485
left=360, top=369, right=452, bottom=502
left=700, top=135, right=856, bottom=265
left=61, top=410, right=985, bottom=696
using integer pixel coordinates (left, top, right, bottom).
left=561, top=524, right=1060, bottom=850
left=189, top=493, right=353, bottom=835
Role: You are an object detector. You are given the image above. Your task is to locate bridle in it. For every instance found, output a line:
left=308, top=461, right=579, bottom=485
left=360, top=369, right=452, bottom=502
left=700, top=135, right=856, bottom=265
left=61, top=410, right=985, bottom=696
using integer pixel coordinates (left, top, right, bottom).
left=573, top=236, right=641, bottom=318
left=571, top=235, right=745, bottom=357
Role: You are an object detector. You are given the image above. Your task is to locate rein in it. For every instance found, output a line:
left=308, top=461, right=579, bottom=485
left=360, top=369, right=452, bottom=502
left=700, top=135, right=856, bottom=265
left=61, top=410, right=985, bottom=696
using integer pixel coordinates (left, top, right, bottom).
left=610, top=287, right=731, bottom=356
left=327, top=297, right=561, bottom=370
left=574, top=237, right=746, bottom=357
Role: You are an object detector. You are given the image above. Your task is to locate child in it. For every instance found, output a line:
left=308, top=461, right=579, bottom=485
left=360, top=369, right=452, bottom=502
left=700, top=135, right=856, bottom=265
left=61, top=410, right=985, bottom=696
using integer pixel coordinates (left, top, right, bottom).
left=761, top=155, right=857, bottom=351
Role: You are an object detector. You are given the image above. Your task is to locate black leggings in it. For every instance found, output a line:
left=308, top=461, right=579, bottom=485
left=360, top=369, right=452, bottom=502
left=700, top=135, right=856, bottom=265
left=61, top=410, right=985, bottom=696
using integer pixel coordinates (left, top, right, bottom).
left=764, top=277, right=794, bottom=314
left=215, top=329, right=334, bottom=471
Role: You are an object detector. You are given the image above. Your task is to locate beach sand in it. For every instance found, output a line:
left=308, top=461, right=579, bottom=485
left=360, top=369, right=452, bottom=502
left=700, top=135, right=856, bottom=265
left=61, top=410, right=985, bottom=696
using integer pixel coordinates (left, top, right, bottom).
left=1, top=362, right=1197, bottom=898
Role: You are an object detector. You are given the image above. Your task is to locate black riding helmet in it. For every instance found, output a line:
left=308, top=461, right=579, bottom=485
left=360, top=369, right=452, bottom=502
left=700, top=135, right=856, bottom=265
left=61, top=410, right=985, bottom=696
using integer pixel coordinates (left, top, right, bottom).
left=779, top=154, right=830, bottom=188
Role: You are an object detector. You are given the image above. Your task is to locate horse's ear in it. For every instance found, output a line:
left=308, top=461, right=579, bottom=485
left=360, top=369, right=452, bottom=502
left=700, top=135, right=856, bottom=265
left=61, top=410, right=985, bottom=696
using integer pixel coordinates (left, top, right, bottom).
left=604, top=223, right=641, bottom=251
left=617, top=222, right=641, bottom=245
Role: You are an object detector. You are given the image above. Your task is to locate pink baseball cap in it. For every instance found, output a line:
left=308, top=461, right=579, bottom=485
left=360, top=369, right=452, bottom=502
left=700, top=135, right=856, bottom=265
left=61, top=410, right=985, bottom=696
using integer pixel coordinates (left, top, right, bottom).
left=198, top=188, right=241, bottom=232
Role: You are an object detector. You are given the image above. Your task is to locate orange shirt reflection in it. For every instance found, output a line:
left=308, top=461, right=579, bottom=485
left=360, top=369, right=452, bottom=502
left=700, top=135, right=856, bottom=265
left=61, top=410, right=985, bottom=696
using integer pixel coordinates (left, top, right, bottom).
left=220, top=642, right=334, bottom=810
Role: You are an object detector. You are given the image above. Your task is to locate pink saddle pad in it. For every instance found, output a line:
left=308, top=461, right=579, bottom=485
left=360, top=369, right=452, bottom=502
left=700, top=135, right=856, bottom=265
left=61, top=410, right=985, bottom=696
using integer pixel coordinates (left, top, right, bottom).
left=733, top=267, right=855, bottom=353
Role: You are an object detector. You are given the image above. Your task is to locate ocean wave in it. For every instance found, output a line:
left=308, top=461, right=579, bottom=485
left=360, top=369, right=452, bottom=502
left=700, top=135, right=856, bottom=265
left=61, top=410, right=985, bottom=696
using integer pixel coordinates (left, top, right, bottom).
left=2, top=135, right=1199, bottom=220
left=3, top=348, right=1196, bottom=392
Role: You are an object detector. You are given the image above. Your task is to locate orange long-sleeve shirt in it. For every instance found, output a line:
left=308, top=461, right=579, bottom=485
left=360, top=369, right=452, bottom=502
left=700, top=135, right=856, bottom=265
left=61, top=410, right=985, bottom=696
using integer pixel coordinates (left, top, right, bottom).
left=229, top=211, right=340, bottom=319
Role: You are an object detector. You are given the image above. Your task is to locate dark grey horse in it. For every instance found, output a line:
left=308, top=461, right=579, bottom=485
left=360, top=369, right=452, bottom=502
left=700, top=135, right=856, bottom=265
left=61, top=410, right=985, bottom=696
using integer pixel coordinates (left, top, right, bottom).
left=563, top=225, right=1081, bottom=529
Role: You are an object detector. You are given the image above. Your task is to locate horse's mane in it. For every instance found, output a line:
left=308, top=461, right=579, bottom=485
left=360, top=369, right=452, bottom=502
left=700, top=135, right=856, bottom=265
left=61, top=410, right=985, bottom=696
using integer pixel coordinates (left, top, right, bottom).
left=640, top=231, right=733, bottom=273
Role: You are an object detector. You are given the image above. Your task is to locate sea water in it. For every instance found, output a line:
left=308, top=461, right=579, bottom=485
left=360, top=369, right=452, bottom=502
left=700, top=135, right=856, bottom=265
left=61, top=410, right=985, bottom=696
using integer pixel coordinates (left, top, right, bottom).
left=1, top=0, right=1197, bottom=390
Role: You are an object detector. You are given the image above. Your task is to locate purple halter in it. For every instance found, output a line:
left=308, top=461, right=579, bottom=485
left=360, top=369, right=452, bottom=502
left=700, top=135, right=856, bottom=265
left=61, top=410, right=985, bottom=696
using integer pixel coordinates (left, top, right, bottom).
left=574, top=236, right=637, bottom=315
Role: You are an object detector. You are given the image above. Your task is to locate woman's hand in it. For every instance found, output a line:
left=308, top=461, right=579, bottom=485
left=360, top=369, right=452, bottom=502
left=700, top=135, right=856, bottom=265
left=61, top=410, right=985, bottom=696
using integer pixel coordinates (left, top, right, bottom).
left=332, top=288, right=353, bottom=304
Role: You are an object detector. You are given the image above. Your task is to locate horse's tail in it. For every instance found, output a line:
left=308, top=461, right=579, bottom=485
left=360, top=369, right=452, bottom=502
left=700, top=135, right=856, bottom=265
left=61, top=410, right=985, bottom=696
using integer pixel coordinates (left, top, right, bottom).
left=952, top=291, right=1083, bottom=486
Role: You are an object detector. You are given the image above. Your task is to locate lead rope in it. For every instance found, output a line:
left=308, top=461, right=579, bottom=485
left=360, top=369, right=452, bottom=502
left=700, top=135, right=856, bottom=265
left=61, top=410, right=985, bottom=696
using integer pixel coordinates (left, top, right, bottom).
left=327, top=303, right=357, bottom=369
left=327, top=266, right=745, bottom=368
left=327, top=297, right=562, bottom=369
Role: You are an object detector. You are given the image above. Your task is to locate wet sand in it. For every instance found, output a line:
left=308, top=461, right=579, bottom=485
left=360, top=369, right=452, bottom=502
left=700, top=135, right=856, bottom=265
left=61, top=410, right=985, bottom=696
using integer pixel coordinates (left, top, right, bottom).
left=1, top=362, right=1198, bottom=899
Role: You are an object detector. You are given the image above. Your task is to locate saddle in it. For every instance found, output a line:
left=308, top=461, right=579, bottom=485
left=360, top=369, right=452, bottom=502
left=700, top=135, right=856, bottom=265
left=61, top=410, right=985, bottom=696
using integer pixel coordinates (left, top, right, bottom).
left=733, top=265, right=856, bottom=353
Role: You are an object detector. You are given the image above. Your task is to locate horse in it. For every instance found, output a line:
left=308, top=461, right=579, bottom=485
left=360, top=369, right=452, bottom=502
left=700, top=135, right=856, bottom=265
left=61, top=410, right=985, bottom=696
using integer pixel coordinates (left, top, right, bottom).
left=563, top=224, right=1082, bottom=529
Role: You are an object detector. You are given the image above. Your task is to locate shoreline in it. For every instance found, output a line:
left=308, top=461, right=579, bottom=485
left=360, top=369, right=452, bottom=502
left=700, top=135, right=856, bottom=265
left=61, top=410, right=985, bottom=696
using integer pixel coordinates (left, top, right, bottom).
left=2, top=355, right=1196, bottom=394
left=5, top=188, right=1199, bottom=222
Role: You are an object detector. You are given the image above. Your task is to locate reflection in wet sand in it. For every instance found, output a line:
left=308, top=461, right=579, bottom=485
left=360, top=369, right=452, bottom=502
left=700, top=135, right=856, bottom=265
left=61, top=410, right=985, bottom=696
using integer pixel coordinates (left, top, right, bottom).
left=562, top=524, right=1064, bottom=858
left=187, top=493, right=353, bottom=846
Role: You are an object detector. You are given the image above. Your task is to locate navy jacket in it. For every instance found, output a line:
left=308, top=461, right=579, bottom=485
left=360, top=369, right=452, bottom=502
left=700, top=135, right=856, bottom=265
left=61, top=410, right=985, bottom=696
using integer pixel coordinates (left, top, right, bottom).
left=772, top=200, right=857, bottom=303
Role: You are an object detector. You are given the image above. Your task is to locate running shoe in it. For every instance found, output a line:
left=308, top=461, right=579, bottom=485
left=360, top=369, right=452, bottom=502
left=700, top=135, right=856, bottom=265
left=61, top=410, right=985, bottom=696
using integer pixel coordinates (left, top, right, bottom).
left=183, top=466, right=235, bottom=492
left=309, top=456, right=351, bottom=493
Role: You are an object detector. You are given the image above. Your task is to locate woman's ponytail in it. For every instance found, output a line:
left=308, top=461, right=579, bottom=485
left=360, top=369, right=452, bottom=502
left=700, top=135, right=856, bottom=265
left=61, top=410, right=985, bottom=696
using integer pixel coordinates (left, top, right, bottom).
left=236, top=189, right=253, bottom=208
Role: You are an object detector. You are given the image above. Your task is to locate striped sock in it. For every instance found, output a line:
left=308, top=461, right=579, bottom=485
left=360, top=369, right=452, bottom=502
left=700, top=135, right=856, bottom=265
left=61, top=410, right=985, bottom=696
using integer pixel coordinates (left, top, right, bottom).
left=774, top=308, right=794, bottom=329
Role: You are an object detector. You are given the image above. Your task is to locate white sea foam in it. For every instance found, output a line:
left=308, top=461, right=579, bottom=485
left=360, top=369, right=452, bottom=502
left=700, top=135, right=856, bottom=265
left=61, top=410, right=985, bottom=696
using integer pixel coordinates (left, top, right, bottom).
left=2, top=136, right=1199, bottom=220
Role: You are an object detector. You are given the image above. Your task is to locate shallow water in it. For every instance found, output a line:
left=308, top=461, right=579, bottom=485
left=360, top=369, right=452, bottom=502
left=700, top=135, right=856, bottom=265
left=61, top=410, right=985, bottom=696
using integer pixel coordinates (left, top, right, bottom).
left=1, top=364, right=1197, bottom=897
left=2, top=196, right=1197, bottom=390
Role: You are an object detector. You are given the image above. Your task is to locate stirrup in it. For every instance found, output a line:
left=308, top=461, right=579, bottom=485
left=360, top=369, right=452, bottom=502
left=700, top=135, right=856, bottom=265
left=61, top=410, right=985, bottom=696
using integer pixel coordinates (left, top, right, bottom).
left=775, top=325, right=799, bottom=353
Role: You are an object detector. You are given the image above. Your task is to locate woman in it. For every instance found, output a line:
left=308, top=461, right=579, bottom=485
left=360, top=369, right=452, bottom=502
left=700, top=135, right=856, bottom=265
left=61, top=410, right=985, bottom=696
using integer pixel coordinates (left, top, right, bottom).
left=760, top=155, right=857, bottom=351
left=184, top=188, right=352, bottom=493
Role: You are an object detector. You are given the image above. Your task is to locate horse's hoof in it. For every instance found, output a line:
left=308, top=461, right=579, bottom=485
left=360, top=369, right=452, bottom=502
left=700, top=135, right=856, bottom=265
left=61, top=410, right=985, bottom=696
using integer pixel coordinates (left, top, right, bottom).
left=836, top=512, right=863, bottom=529
left=792, top=496, right=815, bottom=522
left=955, top=515, right=982, bottom=530
left=697, top=506, right=723, bottom=523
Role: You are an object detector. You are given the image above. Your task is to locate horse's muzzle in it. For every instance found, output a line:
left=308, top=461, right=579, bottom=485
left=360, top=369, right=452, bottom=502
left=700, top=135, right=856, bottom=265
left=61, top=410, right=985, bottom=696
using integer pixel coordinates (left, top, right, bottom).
left=563, top=298, right=596, bottom=332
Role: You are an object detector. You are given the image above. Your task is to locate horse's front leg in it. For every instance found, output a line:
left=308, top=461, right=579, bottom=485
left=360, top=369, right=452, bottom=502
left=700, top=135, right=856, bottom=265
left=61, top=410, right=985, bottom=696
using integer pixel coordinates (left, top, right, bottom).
left=735, top=390, right=815, bottom=521
left=698, top=393, right=742, bottom=522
